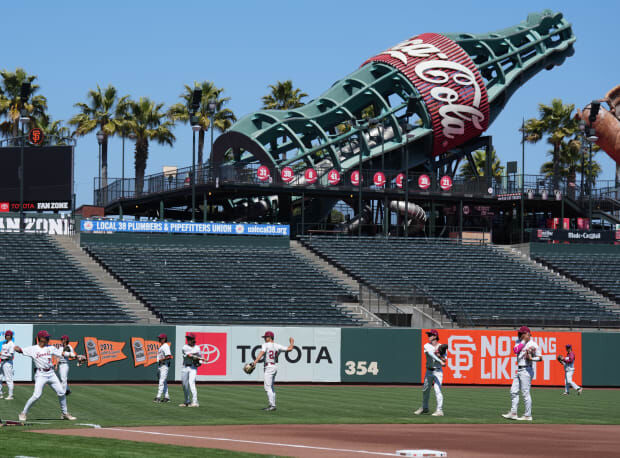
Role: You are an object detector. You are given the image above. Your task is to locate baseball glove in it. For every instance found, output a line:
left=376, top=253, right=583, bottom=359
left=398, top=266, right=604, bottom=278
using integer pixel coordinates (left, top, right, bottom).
left=557, top=355, right=564, bottom=363
left=437, top=344, right=449, bottom=358
left=243, top=362, right=256, bottom=374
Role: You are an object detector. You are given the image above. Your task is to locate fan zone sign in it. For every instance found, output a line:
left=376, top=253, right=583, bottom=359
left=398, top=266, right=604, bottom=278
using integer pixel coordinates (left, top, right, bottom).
left=421, top=329, right=582, bottom=386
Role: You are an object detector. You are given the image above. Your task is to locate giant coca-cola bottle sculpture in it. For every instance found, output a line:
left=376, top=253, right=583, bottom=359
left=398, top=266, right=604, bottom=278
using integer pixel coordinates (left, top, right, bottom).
left=212, top=10, right=575, bottom=225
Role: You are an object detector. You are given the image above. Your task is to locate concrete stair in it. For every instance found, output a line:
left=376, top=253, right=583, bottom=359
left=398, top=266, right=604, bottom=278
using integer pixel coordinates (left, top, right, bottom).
left=51, top=235, right=158, bottom=324
left=290, top=240, right=387, bottom=327
left=494, top=245, right=620, bottom=314
left=292, top=240, right=456, bottom=328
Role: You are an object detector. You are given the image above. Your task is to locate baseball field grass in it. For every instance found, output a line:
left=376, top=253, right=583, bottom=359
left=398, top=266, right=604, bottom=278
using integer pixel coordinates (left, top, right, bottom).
left=1, top=383, right=619, bottom=457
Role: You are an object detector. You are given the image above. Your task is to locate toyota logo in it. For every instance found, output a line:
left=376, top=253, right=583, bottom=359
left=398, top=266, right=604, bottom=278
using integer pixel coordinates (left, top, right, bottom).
left=198, top=344, right=220, bottom=364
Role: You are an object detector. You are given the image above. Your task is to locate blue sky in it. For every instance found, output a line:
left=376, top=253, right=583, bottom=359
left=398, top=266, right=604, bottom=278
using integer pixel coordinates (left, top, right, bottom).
left=3, top=1, right=619, bottom=206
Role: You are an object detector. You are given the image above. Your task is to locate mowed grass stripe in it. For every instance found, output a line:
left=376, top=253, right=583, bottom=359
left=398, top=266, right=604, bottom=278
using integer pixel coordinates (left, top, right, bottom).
left=1, top=384, right=618, bottom=428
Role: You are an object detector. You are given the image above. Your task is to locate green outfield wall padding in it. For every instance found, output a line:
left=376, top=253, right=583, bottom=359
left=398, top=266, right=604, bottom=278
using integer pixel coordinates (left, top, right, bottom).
left=32, top=324, right=175, bottom=381
left=341, top=328, right=421, bottom=383
left=582, top=332, right=620, bottom=386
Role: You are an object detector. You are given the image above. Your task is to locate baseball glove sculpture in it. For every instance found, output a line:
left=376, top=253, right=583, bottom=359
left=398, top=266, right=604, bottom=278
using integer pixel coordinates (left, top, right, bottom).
left=437, top=344, right=449, bottom=358
left=243, top=362, right=256, bottom=374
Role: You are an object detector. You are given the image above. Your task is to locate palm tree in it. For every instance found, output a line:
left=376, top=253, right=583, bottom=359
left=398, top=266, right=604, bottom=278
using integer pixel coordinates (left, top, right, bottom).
left=69, top=85, right=128, bottom=187
left=459, top=148, right=504, bottom=180
left=522, top=99, right=578, bottom=188
left=167, top=81, right=236, bottom=165
left=261, top=80, right=308, bottom=110
left=0, top=68, right=47, bottom=139
left=125, top=97, right=175, bottom=195
left=35, top=116, right=72, bottom=145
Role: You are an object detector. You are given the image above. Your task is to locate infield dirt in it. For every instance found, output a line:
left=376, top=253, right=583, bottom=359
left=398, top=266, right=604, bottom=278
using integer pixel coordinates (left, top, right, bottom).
left=38, top=423, right=620, bottom=457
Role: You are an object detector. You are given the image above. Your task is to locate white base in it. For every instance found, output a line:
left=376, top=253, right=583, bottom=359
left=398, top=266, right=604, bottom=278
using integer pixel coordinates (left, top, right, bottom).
left=396, top=450, right=447, bottom=457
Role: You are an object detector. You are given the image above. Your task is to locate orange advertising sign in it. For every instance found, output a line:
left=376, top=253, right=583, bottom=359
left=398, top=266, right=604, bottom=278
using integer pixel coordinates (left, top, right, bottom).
left=49, top=340, right=79, bottom=365
left=421, top=329, right=582, bottom=386
left=96, top=339, right=127, bottom=366
left=145, top=340, right=159, bottom=367
left=131, top=337, right=160, bottom=367
left=84, top=336, right=100, bottom=367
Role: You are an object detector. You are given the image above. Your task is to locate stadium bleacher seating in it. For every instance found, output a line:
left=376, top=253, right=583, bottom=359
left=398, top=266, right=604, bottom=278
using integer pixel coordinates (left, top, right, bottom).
left=0, top=233, right=134, bottom=322
left=82, top=236, right=358, bottom=326
left=299, top=235, right=620, bottom=327
left=532, top=245, right=620, bottom=304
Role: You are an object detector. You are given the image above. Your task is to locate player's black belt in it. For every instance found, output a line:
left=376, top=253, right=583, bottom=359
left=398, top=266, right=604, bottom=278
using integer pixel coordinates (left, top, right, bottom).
left=183, top=364, right=197, bottom=367
left=37, top=367, right=53, bottom=372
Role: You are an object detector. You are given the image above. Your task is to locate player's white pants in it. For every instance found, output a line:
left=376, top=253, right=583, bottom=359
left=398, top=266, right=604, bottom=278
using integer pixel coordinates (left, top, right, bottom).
left=181, top=366, right=197, bottom=405
left=510, top=366, right=533, bottom=417
left=58, top=362, right=70, bottom=393
left=157, top=364, right=170, bottom=399
left=422, top=368, right=443, bottom=411
left=23, top=370, right=67, bottom=414
left=264, top=365, right=277, bottom=407
left=565, top=369, right=580, bottom=392
left=1, top=360, right=14, bottom=397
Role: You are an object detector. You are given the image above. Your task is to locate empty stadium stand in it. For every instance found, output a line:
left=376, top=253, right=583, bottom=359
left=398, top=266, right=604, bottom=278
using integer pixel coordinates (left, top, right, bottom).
left=0, top=233, right=135, bottom=322
left=532, top=244, right=620, bottom=304
left=298, top=235, right=620, bottom=327
left=81, top=234, right=359, bottom=326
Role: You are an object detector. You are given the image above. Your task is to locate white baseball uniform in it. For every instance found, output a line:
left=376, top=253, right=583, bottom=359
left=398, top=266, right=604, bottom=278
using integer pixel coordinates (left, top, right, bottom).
left=561, top=351, right=581, bottom=393
left=261, top=341, right=288, bottom=408
left=510, top=339, right=541, bottom=417
left=181, top=344, right=200, bottom=405
left=20, top=345, right=70, bottom=415
left=57, top=344, right=76, bottom=393
left=1, top=339, right=16, bottom=398
left=421, top=342, right=444, bottom=411
left=156, top=342, right=171, bottom=400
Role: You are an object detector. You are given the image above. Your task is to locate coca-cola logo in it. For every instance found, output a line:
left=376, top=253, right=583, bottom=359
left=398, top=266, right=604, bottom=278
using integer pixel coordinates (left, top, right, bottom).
left=364, top=33, right=489, bottom=155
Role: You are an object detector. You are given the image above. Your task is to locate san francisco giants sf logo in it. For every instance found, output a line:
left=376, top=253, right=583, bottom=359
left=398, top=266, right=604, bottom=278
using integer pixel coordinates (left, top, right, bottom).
left=28, top=127, right=44, bottom=145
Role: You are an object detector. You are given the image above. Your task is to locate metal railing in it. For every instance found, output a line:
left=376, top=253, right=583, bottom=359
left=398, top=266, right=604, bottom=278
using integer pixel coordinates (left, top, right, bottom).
left=93, top=162, right=620, bottom=207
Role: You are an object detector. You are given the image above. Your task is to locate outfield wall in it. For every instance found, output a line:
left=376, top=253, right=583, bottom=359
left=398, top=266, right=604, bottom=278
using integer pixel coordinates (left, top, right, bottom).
left=1, top=324, right=617, bottom=386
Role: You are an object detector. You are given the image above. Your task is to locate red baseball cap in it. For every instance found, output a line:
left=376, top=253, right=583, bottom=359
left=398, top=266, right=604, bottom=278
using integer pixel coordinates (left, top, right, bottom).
left=186, top=333, right=196, bottom=340
left=518, top=326, right=531, bottom=334
left=426, top=329, right=439, bottom=338
left=262, top=331, right=274, bottom=339
left=61, top=335, right=69, bottom=341
left=158, top=333, right=167, bottom=340
left=5, top=330, right=13, bottom=337
left=37, top=330, right=50, bottom=339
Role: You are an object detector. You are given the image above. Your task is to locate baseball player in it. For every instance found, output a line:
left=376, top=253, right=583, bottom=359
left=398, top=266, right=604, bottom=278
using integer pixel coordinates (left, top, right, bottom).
left=14, top=330, right=85, bottom=421
left=154, top=333, right=172, bottom=403
left=414, top=329, right=446, bottom=417
left=180, top=333, right=204, bottom=407
left=558, top=344, right=582, bottom=395
left=0, top=330, right=16, bottom=400
left=56, top=335, right=76, bottom=396
left=502, top=326, right=541, bottom=421
left=251, top=331, right=294, bottom=411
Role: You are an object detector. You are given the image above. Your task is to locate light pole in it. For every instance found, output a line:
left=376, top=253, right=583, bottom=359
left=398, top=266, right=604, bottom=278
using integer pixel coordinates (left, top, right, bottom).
left=520, top=118, right=525, bottom=244
left=96, top=130, right=104, bottom=206
left=190, top=88, right=202, bottom=222
left=18, top=112, right=30, bottom=233
left=586, top=100, right=600, bottom=226
left=207, top=99, right=217, bottom=172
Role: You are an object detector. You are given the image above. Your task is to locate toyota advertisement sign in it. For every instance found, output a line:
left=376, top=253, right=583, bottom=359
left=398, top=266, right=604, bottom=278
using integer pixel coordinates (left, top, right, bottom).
left=174, top=326, right=341, bottom=382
